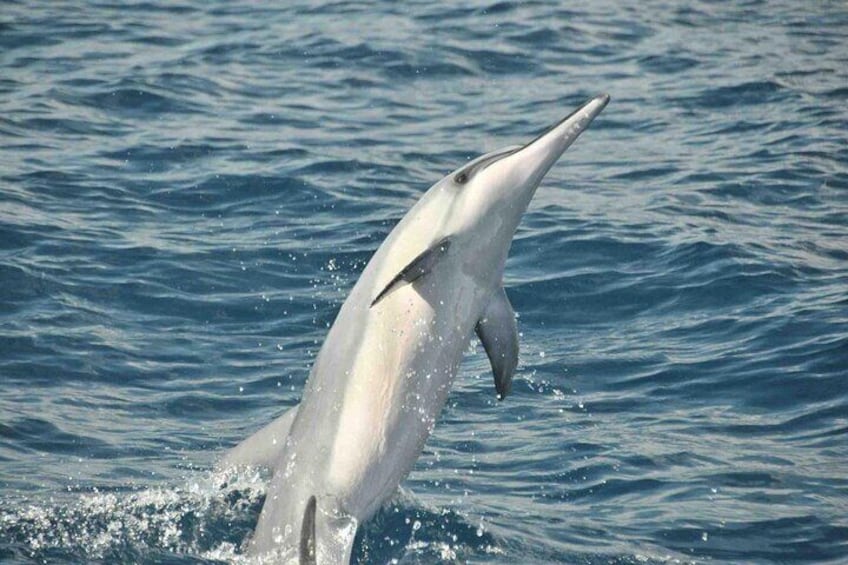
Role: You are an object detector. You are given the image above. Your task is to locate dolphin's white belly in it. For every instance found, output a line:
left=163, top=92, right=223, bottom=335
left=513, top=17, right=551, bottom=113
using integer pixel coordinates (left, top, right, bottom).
left=327, top=271, right=482, bottom=519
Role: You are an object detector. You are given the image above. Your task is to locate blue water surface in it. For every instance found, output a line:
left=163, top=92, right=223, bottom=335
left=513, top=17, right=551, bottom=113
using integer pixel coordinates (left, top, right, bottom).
left=1, top=1, right=847, bottom=563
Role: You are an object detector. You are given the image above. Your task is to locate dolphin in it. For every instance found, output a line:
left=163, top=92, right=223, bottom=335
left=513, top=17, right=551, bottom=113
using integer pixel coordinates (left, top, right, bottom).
left=220, top=94, right=610, bottom=563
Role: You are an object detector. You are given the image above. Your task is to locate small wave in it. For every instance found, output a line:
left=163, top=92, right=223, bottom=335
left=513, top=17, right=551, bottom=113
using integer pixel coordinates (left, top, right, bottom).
left=678, top=80, right=792, bottom=110
left=82, top=85, right=201, bottom=117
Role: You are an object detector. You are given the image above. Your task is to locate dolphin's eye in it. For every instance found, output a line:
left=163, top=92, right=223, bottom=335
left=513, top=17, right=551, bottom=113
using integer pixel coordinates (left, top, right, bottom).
left=452, top=146, right=519, bottom=187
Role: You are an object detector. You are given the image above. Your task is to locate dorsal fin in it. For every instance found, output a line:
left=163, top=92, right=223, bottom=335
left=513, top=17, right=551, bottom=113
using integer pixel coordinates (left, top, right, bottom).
left=217, top=404, right=299, bottom=472
left=299, top=495, right=317, bottom=565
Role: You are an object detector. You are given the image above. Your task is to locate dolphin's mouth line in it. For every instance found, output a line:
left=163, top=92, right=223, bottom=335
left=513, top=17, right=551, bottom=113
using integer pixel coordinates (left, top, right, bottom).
left=452, top=94, right=610, bottom=188
left=454, top=146, right=521, bottom=185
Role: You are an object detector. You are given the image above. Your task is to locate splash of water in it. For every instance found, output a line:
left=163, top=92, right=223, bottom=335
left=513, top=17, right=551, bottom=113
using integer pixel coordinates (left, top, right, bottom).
left=1, top=467, right=266, bottom=563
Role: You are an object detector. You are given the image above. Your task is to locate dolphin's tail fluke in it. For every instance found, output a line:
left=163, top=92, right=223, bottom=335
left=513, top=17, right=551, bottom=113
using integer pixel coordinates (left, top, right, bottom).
left=296, top=495, right=359, bottom=564
left=299, top=495, right=317, bottom=564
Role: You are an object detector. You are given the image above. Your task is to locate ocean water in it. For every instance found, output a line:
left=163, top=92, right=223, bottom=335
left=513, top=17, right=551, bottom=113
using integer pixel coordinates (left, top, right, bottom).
left=1, top=1, right=847, bottom=563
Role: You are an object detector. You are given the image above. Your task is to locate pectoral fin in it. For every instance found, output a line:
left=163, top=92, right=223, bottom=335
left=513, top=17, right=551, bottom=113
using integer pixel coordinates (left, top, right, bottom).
left=371, top=237, right=451, bottom=307
left=476, top=287, right=519, bottom=400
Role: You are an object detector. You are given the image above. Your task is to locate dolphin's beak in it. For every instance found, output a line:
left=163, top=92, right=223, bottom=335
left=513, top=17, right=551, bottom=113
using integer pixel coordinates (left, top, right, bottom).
left=513, top=93, right=610, bottom=190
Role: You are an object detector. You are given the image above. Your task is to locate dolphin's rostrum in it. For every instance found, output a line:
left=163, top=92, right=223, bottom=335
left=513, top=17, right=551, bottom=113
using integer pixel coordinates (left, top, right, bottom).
left=220, top=94, right=610, bottom=564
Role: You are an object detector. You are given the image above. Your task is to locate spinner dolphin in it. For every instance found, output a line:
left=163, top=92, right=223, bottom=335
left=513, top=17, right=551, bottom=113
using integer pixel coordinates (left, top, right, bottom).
left=220, top=94, right=610, bottom=563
